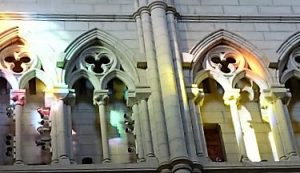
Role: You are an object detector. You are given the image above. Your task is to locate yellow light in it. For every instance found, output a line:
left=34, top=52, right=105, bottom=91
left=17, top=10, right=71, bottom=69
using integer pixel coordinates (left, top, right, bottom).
left=268, top=132, right=279, bottom=161
left=239, top=105, right=261, bottom=162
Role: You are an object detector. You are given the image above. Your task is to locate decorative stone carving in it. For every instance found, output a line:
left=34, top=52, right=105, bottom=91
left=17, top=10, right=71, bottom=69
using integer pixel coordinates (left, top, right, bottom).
left=203, top=45, right=246, bottom=74
left=79, top=46, right=117, bottom=76
left=0, top=45, right=37, bottom=74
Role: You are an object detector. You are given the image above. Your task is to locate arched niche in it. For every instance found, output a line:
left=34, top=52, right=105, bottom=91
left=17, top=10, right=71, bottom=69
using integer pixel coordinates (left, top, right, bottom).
left=189, top=29, right=271, bottom=85
left=105, top=78, right=137, bottom=163
left=234, top=77, right=273, bottom=161
left=60, top=28, right=139, bottom=86
left=196, top=77, right=230, bottom=162
left=70, top=77, right=102, bottom=164
left=22, top=78, right=51, bottom=165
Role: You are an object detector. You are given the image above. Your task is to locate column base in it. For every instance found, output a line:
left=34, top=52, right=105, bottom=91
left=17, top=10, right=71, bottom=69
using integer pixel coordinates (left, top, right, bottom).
left=287, top=153, right=300, bottom=161
left=138, top=158, right=146, bottom=162
left=102, top=158, right=111, bottom=163
left=51, top=159, right=59, bottom=164
left=58, top=156, right=70, bottom=164
left=145, top=155, right=158, bottom=163
left=240, top=156, right=250, bottom=162
left=14, top=160, right=24, bottom=165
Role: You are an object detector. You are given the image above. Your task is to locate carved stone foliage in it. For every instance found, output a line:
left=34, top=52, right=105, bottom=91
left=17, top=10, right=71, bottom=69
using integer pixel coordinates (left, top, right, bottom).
left=0, top=44, right=37, bottom=74
left=78, top=46, right=117, bottom=76
left=203, top=45, right=246, bottom=74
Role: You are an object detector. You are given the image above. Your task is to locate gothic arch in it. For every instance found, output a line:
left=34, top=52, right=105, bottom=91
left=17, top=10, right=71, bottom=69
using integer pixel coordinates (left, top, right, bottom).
left=0, top=27, right=27, bottom=49
left=60, top=28, right=139, bottom=85
left=0, top=69, right=18, bottom=89
left=194, top=70, right=231, bottom=90
left=232, top=70, right=269, bottom=90
left=18, top=69, right=54, bottom=89
left=189, top=29, right=271, bottom=84
left=100, top=69, right=136, bottom=92
left=67, top=70, right=100, bottom=90
left=277, top=31, right=300, bottom=83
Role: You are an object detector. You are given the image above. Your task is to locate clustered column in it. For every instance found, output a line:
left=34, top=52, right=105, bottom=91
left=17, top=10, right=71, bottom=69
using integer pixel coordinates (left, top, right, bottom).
left=11, top=89, right=26, bottom=164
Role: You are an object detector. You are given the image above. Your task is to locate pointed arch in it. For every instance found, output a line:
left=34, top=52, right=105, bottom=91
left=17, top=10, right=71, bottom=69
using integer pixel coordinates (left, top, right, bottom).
left=277, top=31, right=300, bottom=83
left=194, top=70, right=230, bottom=90
left=18, top=69, right=54, bottom=89
left=189, top=29, right=271, bottom=84
left=232, top=70, right=269, bottom=90
left=100, top=69, right=136, bottom=92
left=0, top=69, right=18, bottom=89
left=0, top=26, right=27, bottom=50
left=61, top=28, right=139, bottom=84
left=67, top=70, right=100, bottom=90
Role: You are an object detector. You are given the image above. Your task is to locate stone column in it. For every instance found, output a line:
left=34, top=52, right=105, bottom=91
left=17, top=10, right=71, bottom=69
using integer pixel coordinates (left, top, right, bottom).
left=167, top=8, right=198, bottom=162
left=94, top=93, right=110, bottom=163
left=139, top=98, right=155, bottom=158
left=139, top=1, right=169, bottom=163
left=260, top=91, right=286, bottom=161
left=49, top=104, right=58, bottom=164
left=10, top=89, right=26, bottom=164
left=263, top=88, right=299, bottom=160
left=190, top=87, right=209, bottom=159
left=223, top=89, right=249, bottom=162
left=52, top=87, right=73, bottom=164
left=132, top=103, right=145, bottom=161
left=150, top=0, right=188, bottom=161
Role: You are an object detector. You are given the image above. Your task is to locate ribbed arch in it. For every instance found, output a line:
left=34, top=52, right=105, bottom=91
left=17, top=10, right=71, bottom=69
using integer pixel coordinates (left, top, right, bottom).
left=194, top=70, right=231, bottom=90
left=100, top=69, right=136, bottom=92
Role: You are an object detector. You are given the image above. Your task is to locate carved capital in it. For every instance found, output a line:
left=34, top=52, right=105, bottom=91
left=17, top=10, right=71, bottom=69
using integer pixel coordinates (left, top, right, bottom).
left=93, top=90, right=109, bottom=105
left=260, top=87, right=291, bottom=109
left=223, top=89, right=240, bottom=106
left=10, top=89, right=26, bottom=106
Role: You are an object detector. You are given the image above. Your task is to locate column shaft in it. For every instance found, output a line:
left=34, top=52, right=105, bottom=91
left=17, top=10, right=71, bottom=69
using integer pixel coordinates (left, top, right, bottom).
left=56, top=99, right=69, bottom=163
left=167, top=10, right=197, bottom=160
left=50, top=104, right=58, bottom=163
left=14, top=104, right=23, bottom=164
left=275, top=99, right=298, bottom=158
left=140, top=99, right=154, bottom=157
left=133, top=104, right=145, bottom=160
left=98, top=101, right=110, bottom=162
left=150, top=2, right=188, bottom=159
left=228, top=100, right=248, bottom=161
left=140, top=9, right=169, bottom=162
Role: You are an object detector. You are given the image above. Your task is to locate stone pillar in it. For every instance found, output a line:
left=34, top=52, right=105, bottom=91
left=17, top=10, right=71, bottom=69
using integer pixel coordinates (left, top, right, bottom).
left=223, top=89, right=249, bottom=162
left=49, top=104, right=58, bottom=164
left=167, top=8, right=198, bottom=162
left=139, top=1, right=169, bottom=163
left=149, top=0, right=188, bottom=160
left=190, top=87, right=209, bottom=159
left=139, top=98, right=155, bottom=158
left=262, top=88, right=299, bottom=160
left=132, top=103, right=145, bottom=161
left=94, top=93, right=110, bottom=163
left=11, top=89, right=26, bottom=164
left=52, top=87, right=73, bottom=164
left=260, top=91, right=286, bottom=161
